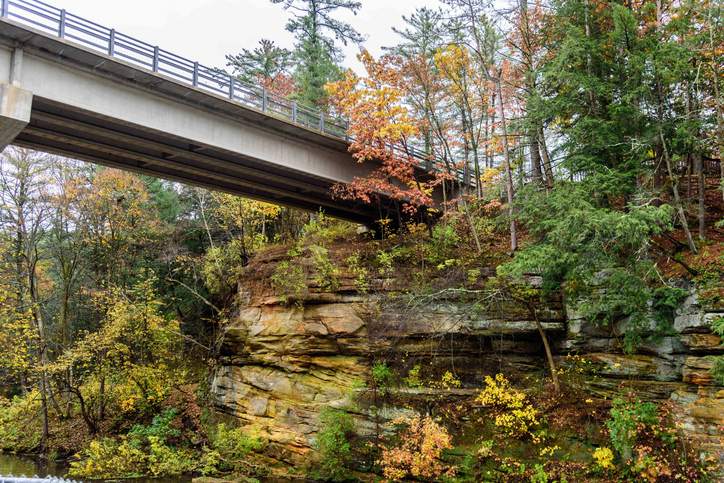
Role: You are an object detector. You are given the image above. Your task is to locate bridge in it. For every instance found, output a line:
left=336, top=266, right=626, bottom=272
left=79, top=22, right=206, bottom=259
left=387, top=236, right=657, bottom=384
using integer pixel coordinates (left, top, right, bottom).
left=0, top=0, right=443, bottom=224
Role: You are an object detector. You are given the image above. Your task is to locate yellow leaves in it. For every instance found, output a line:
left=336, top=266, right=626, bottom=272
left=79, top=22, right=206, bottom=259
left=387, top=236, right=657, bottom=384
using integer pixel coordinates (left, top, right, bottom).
left=434, top=44, right=471, bottom=85
left=480, top=166, right=503, bottom=188
left=433, top=371, right=462, bottom=390
left=593, top=446, right=615, bottom=470
left=476, top=373, right=540, bottom=438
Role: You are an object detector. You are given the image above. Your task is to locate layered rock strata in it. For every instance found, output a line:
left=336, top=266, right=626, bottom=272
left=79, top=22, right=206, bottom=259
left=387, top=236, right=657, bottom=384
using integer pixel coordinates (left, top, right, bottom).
left=211, top=247, right=723, bottom=470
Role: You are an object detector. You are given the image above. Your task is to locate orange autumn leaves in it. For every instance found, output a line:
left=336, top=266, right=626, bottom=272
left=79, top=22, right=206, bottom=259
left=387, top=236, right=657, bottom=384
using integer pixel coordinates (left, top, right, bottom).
left=325, top=51, right=437, bottom=213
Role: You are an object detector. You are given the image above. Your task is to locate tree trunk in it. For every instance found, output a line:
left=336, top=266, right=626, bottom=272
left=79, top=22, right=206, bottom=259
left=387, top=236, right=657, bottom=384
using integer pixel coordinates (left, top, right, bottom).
left=533, top=308, right=560, bottom=393
left=660, top=130, right=697, bottom=254
left=530, top=132, right=543, bottom=184
left=496, top=76, right=517, bottom=252
left=694, top=152, right=705, bottom=240
left=539, top=127, right=554, bottom=190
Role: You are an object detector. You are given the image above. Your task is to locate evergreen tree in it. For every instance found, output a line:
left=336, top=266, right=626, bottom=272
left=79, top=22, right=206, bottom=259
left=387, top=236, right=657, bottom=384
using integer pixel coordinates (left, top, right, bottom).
left=271, top=0, right=363, bottom=107
left=225, top=38, right=293, bottom=85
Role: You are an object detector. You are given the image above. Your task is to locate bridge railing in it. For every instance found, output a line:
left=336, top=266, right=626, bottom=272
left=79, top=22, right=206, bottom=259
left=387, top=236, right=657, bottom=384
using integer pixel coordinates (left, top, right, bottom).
left=0, top=0, right=353, bottom=133
left=0, top=0, right=466, bottom=180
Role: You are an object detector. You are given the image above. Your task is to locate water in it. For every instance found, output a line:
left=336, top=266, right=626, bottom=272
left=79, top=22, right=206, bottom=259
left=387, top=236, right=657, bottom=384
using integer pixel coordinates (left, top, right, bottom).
left=0, top=453, right=191, bottom=482
left=0, top=454, right=65, bottom=478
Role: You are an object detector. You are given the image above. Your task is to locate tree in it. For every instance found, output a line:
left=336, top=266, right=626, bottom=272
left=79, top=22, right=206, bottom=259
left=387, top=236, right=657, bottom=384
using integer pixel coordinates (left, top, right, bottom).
left=225, top=39, right=295, bottom=97
left=326, top=51, right=439, bottom=219
left=0, top=147, right=52, bottom=452
left=500, top=181, right=677, bottom=353
left=271, top=0, right=363, bottom=106
left=74, top=168, right=163, bottom=288
left=49, top=277, right=183, bottom=434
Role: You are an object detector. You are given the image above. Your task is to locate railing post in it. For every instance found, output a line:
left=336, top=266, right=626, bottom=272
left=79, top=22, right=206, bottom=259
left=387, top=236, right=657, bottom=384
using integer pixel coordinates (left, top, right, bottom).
left=291, top=101, right=297, bottom=122
left=319, top=112, right=324, bottom=132
left=58, top=9, right=66, bottom=38
left=228, top=75, right=234, bottom=99
left=2, top=0, right=8, bottom=18
left=192, top=61, right=198, bottom=86
left=108, top=28, right=115, bottom=56
left=152, top=46, right=159, bottom=72
left=261, top=88, right=267, bottom=112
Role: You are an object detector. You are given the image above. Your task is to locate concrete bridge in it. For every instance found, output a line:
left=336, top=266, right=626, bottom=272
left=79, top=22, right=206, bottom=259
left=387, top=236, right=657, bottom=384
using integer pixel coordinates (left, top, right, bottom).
left=0, top=0, right=441, bottom=224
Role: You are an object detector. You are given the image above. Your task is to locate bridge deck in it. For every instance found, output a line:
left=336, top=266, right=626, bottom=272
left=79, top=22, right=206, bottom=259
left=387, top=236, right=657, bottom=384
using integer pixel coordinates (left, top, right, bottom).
left=0, top=0, right=430, bottom=223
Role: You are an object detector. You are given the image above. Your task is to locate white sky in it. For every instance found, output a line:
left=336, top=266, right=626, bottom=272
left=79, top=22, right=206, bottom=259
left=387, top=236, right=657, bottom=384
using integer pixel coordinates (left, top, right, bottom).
left=54, top=0, right=445, bottom=73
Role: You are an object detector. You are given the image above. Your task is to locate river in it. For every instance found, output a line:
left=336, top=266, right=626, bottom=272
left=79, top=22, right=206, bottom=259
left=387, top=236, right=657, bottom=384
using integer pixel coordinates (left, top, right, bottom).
left=0, top=453, right=192, bottom=482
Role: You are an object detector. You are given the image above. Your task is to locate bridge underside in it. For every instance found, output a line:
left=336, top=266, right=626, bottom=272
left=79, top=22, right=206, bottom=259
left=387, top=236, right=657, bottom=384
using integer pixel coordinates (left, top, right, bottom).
left=16, top=98, right=379, bottom=223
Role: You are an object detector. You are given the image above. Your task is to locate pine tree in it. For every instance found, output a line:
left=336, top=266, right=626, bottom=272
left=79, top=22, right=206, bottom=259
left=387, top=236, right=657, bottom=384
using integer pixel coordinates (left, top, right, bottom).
left=225, top=39, right=293, bottom=85
left=271, top=0, right=363, bottom=107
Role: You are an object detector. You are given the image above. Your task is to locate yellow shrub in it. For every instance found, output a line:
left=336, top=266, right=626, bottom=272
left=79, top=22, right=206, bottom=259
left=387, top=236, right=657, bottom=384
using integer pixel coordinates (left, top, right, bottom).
left=593, top=446, right=614, bottom=470
left=476, top=373, right=539, bottom=437
left=438, top=371, right=462, bottom=389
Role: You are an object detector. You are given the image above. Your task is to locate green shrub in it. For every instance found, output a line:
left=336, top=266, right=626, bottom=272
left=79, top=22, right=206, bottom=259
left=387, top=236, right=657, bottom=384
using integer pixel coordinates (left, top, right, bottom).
left=530, top=463, right=549, bottom=483
left=69, top=437, right=146, bottom=478
left=209, top=422, right=266, bottom=474
left=309, top=244, right=340, bottom=291
left=346, top=252, right=369, bottom=293
left=127, top=408, right=180, bottom=444
left=203, top=241, right=244, bottom=295
left=426, top=223, right=461, bottom=267
left=404, top=364, right=423, bottom=388
left=301, top=212, right=357, bottom=245
left=271, top=259, right=306, bottom=304
left=376, top=249, right=395, bottom=276
left=606, top=398, right=657, bottom=461
left=313, top=408, right=355, bottom=481
left=70, top=408, right=200, bottom=478
left=372, top=361, right=394, bottom=395
left=146, top=436, right=196, bottom=476
left=0, top=391, right=42, bottom=452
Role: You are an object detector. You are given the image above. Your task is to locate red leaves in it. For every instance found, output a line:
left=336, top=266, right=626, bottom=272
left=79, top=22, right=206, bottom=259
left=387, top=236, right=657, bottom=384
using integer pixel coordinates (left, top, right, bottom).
left=326, top=51, right=437, bottom=213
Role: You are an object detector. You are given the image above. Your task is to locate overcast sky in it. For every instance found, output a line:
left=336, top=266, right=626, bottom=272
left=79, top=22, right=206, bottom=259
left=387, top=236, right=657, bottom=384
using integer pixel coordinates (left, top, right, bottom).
left=54, top=0, right=444, bottom=73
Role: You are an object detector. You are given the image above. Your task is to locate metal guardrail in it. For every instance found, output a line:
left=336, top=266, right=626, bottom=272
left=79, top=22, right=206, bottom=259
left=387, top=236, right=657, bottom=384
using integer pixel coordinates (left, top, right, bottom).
left=0, top=0, right=351, bottom=137
left=0, top=476, right=81, bottom=483
left=0, top=0, right=448, bottom=173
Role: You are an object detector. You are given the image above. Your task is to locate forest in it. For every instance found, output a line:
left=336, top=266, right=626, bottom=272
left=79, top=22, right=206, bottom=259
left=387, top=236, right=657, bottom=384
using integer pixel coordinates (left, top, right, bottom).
left=0, top=0, right=722, bottom=481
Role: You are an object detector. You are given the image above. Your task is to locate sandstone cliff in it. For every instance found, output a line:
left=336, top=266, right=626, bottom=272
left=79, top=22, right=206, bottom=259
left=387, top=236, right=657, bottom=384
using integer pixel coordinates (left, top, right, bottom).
left=210, top=245, right=723, bottom=472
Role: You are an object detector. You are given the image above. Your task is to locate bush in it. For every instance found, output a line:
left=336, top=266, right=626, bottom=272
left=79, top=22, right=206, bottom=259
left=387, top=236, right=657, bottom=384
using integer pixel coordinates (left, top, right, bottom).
left=271, top=259, right=306, bottom=304
left=300, top=212, right=357, bottom=245
left=436, top=370, right=462, bottom=390
left=345, top=252, right=369, bottom=293
left=606, top=398, right=657, bottom=462
left=592, top=446, right=615, bottom=471
left=127, top=408, right=180, bottom=444
left=476, top=374, right=539, bottom=438
left=70, top=408, right=199, bottom=478
left=313, top=408, right=355, bottom=481
left=371, top=361, right=394, bottom=395
left=309, top=244, right=340, bottom=291
left=424, top=223, right=460, bottom=266
left=209, top=422, right=266, bottom=474
left=378, top=415, right=455, bottom=481
left=0, top=391, right=42, bottom=452
left=404, top=364, right=423, bottom=388
left=69, top=437, right=146, bottom=478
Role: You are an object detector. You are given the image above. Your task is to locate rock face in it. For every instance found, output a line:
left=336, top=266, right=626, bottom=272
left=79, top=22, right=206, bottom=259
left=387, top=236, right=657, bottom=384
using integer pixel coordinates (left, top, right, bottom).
left=211, top=247, right=723, bottom=470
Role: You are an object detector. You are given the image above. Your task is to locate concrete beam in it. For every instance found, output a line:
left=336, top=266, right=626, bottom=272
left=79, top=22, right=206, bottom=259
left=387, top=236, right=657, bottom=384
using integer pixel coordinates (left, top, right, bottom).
left=0, top=82, right=32, bottom=150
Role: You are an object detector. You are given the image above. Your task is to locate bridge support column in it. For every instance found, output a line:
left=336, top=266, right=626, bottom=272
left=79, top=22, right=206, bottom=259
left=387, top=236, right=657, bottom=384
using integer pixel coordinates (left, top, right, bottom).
left=0, top=47, right=32, bottom=151
left=0, top=83, right=32, bottom=150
